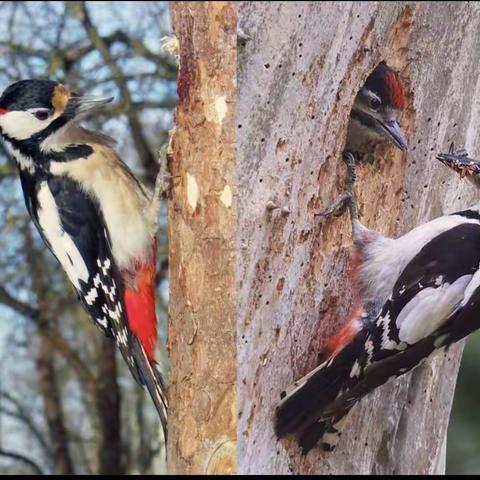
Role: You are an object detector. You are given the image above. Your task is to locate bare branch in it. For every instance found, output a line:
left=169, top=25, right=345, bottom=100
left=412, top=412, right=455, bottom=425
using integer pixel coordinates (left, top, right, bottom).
left=0, top=391, right=52, bottom=459
left=0, top=284, right=97, bottom=394
left=73, top=1, right=159, bottom=185
left=0, top=448, right=44, bottom=475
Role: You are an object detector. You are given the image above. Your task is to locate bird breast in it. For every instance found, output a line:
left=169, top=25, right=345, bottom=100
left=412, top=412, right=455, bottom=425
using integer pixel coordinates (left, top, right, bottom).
left=50, top=147, right=155, bottom=271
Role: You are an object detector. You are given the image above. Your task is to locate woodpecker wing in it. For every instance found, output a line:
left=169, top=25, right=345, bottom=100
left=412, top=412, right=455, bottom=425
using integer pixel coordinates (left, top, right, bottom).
left=339, top=220, right=480, bottom=398
left=368, top=221, right=480, bottom=360
left=25, top=173, right=145, bottom=376
left=315, top=221, right=480, bottom=444
left=277, top=217, right=480, bottom=453
left=29, top=173, right=168, bottom=436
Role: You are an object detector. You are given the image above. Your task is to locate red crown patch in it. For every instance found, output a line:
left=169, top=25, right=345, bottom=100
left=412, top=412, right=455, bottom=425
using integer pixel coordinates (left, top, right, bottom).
left=385, top=71, right=406, bottom=110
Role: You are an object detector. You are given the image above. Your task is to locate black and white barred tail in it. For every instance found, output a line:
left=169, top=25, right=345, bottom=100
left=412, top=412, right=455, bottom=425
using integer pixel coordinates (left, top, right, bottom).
left=130, top=337, right=168, bottom=441
left=274, top=329, right=368, bottom=454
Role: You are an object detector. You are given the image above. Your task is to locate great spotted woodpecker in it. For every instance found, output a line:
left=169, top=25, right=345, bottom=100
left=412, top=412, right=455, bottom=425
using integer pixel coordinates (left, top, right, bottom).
left=347, top=61, right=408, bottom=154
left=317, top=62, right=408, bottom=219
left=275, top=146, right=480, bottom=453
left=0, top=80, right=167, bottom=438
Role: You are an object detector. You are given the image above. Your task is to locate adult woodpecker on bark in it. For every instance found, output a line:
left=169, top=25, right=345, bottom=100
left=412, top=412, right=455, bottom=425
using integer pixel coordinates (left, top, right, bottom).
left=275, top=145, right=480, bottom=453
left=0, top=79, right=167, bottom=438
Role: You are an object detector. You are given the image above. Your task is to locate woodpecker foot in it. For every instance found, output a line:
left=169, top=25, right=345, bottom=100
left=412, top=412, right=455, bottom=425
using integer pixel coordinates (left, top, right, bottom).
left=315, top=152, right=359, bottom=223
left=448, top=142, right=468, bottom=157
left=155, top=168, right=173, bottom=197
left=343, top=152, right=359, bottom=224
left=150, top=143, right=174, bottom=227
left=315, top=191, right=352, bottom=219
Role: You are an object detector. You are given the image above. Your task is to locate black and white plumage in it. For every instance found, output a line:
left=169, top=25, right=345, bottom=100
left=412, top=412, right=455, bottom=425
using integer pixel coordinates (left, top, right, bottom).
left=346, top=61, right=408, bottom=155
left=315, top=63, right=409, bottom=226
left=0, top=80, right=167, bottom=437
left=275, top=149, right=480, bottom=454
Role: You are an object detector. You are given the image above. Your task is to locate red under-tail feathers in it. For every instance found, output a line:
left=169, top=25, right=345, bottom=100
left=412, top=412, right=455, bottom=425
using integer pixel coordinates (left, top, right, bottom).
left=321, top=246, right=364, bottom=360
left=274, top=242, right=368, bottom=450
left=322, top=304, right=363, bottom=359
left=123, top=252, right=158, bottom=362
left=122, top=248, right=168, bottom=440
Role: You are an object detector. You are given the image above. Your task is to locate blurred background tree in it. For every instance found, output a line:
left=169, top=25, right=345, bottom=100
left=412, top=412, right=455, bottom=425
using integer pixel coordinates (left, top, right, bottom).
left=0, top=0, right=175, bottom=474
left=447, top=332, right=480, bottom=474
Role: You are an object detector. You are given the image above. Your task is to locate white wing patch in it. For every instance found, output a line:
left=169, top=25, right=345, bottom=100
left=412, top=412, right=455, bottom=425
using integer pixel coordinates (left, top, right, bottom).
left=461, top=265, right=480, bottom=307
left=37, top=181, right=89, bottom=289
left=84, top=286, right=99, bottom=305
left=396, top=274, right=472, bottom=344
left=377, top=310, right=400, bottom=350
left=360, top=214, right=480, bottom=307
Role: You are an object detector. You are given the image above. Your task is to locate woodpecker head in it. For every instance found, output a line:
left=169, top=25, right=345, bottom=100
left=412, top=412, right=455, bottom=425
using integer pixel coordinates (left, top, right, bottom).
left=346, top=62, right=408, bottom=153
left=436, top=145, right=480, bottom=187
left=0, top=79, right=112, bottom=143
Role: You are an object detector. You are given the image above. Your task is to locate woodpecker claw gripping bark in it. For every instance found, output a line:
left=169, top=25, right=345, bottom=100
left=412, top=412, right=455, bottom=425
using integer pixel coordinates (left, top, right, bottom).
left=276, top=145, right=480, bottom=452
left=315, top=152, right=358, bottom=222
left=0, top=79, right=168, bottom=439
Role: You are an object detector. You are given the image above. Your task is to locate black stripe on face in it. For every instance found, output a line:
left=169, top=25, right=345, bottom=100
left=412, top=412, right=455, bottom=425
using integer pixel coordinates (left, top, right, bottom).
left=3, top=130, right=93, bottom=169
left=48, top=144, right=93, bottom=162
left=2, top=114, right=71, bottom=160
left=350, top=109, right=378, bottom=130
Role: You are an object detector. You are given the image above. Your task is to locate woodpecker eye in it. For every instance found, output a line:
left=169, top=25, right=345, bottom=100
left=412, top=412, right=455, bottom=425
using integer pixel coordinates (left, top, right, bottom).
left=33, top=110, right=50, bottom=121
left=370, top=98, right=381, bottom=110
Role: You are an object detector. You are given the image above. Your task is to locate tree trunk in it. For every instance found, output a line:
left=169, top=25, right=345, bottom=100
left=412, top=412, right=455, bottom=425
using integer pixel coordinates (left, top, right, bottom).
left=237, top=1, right=480, bottom=474
left=168, top=2, right=237, bottom=474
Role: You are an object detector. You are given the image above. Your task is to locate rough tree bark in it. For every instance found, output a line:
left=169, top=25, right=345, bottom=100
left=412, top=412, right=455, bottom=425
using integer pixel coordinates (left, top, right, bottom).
left=168, top=2, right=237, bottom=474
left=238, top=1, right=480, bottom=475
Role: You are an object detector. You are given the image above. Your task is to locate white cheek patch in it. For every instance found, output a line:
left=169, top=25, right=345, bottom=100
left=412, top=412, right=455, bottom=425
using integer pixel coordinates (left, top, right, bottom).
left=37, top=182, right=89, bottom=289
left=0, top=111, right=54, bottom=140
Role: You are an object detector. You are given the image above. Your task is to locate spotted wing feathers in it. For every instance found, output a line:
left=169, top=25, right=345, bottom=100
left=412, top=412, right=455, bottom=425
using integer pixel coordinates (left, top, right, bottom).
left=25, top=174, right=167, bottom=433
left=276, top=220, right=480, bottom=453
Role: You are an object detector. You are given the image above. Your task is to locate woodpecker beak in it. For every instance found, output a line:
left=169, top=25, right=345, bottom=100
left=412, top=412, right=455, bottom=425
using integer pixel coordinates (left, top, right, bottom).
left=377, top=119, right=408, bottom=151
left=68, top=95, right=114, bottom=117
left=436, top=145, right=480, bottom=178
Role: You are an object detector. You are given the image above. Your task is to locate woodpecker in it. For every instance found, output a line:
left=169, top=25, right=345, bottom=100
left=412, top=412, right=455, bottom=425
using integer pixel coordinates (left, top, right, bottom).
left=346, top=61, right=408, bottom=154
left=317, top=62, right=408, bottom=220
left=275, top=146, right=480, bottom=453
left=0, top=79, right=167, bottom=438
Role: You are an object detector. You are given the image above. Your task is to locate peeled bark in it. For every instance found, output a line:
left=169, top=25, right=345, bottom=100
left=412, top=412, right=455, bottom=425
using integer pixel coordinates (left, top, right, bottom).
left=237, top=1, right=480, bottom=474
left=168, top=2, right=237, bottom=474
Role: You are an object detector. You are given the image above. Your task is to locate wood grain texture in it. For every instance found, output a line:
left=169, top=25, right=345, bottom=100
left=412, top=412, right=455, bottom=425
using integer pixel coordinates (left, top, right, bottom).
left=237, top=1, right=480, bottom=474
left=168, top=2, right=237, bottom=474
